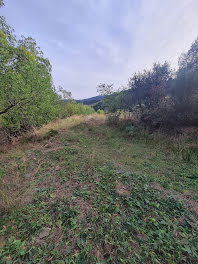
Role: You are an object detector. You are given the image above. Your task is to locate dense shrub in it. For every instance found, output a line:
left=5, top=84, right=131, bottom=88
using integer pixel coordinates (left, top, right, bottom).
left=0, top=2, right=95, bottom=137
left=58, top=101, right=95, bottom=119
left=97, top=109, right=104, bottom=114
left=98, top=37, right=198, bottom=129
left=0, top=5, right=58, bottom=134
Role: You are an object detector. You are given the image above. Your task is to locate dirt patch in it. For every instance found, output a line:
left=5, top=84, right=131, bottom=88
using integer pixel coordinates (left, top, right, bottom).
left=49, top=227, right=65, bottom=247
left=149, top=182, right=168, bottom=199
left=93, top=246, right=104, bottom=260
left=72, top=196, right=92, bottom=220
left=137, top=233, right=148, bottom=242
left=51, top=177, right=79, bottom=201
left=51, top=178, right=94, bottom=217
left=115, top=181, right=130, bottom=197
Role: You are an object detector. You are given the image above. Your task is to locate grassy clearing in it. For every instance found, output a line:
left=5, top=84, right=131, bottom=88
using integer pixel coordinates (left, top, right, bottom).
left=0, top=115, right=198, bottom=263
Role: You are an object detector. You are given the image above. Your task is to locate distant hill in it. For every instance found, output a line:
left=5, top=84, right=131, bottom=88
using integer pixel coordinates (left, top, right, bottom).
left=76, top=95, right=103, bottom=105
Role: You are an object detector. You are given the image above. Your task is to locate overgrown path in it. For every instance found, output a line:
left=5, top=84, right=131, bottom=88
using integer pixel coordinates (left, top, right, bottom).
left=0, top=115, right=198, bottom=263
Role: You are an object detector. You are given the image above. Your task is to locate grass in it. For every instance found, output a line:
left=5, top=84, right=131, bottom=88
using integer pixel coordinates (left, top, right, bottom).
left=0, top=114, right=198, bottom=263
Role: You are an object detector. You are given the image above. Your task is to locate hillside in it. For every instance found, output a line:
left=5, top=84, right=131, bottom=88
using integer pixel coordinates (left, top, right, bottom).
left=0, top=115, right=198, bottom=263
left=75, top=96, right=103, bottom=105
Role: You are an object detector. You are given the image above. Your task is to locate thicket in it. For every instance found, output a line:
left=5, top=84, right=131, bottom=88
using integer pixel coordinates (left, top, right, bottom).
left=0, top=1, right=94, bottom=137
left=58, top=101, right=95, bottom=118
left=98, top=38, right=198, bottom=129
left=0, top=2, right=58, bottom=134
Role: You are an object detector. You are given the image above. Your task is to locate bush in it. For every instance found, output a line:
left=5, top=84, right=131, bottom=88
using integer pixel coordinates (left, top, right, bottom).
left=58, top=101, right=95, bottom=119
left=97, top=109, right=104, bottom=114
left=125, top=125, right=135, bottom=137
left=99, top=37, right=198, bottom=129
left=107, top=114, right=120, bottom=125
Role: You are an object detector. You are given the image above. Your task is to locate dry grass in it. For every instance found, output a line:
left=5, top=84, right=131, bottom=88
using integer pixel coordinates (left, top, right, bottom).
left=0, top=114, right=105, bottom=211
left=35, top=113, right=105, bottom=137
left=34, top=115, right=87, bottom=137
left=1, top=113, right=198, bottom=263
left=0, top=114, right=105, bottom=155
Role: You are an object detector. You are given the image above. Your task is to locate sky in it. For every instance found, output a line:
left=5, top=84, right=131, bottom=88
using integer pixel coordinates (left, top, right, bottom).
left=1, top=0, right=198, bottom=99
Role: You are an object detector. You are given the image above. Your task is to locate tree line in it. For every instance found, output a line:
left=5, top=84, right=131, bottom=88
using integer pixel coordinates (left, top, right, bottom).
left=98, top=38, right=198, bottom=128
left=0, top=0, right=94, bottom=137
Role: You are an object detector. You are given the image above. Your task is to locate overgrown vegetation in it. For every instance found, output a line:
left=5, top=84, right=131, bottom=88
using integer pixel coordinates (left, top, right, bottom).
left=0, top=1, right=95, bottom=138
left=98, top=38, right=198, bottom=129
left=58, top=101, right=95, bottom=119
left=1, top=0, right=198, bottom=263
left=0, top=3, right=59, bottom=134
left=0, top=115, right=198, bottom=263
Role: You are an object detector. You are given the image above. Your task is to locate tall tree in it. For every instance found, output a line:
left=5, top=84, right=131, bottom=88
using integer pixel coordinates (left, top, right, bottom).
left=0, top=6, right=58, bottom=133
left=179, top=38, right=198, bottom=72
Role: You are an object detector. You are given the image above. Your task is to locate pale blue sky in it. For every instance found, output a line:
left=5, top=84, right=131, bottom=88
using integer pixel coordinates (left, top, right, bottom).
left=1, top=0, right=198, bottom=99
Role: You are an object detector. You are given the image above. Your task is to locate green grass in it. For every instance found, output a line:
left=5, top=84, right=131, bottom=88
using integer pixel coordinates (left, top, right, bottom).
left=0, top=117, right=198, bottom=263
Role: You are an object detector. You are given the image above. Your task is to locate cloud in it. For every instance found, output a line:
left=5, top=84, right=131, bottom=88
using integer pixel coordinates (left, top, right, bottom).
left=2, top=0, right=198, bottom=98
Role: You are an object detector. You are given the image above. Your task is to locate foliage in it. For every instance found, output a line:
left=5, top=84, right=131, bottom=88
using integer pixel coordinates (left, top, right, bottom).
left=76, top=96, right=103, bottom=105
left=170, top=40, right=198, bottom=125
left=179, top=38, right=198, bottom=71
left=128, top=62, right=173, bottom=110
left=97, top=109, right=104, bottom=114
left=98, top=38, right=198, bottom=128
left=0, top=118, right=198, bottom=263
left=58, top=86, right=72, bottom=100
left=58, top=101, right=95, bottom=118
left=0, top=16, right=58, bottom=134
left=92, top=100, right=105, bottom=111
left=97, top=84, right=128, bottom=116
left=0, top=2, right=95, bottom=136
left=97, top=83, right=114, bottom=96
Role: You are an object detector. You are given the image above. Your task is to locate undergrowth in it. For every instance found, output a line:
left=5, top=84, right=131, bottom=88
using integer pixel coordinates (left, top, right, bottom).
left=0, top=115, right=198, bottom=263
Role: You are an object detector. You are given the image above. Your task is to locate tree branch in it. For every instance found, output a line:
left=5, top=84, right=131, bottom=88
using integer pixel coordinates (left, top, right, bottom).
left=0, top=103, right=15, bottom=115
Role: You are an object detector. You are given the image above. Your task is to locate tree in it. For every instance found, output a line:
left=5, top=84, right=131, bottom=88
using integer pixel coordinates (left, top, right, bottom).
left=58, top=86, right=72, bottom=100
left=0, top=17, right=58, bottom=133
left=179, top=38, right=198, bottom=72
left=128, top=62, right=172, bottom=111
left=97, top=83, right=114, bottom=96
left=170, top=38, right=198, bottom=125
left=171, top=70, right=198, bottom=125
left=96, top=83, right=119, bottom=113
